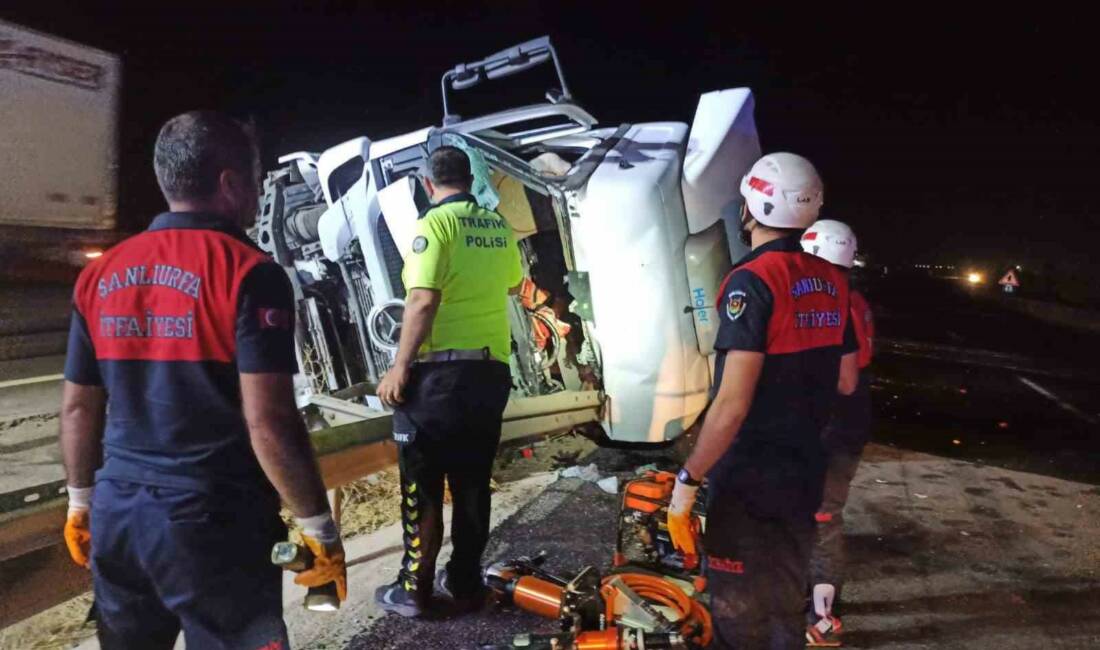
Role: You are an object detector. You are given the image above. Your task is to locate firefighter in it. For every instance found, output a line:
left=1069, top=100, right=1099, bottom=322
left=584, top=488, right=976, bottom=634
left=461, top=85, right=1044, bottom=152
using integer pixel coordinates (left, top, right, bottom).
left=61, top=111, right=345, bottom=649
left=800, top=220, right=874, bottom=646
left=374, top=146, right=523, bottom=617
left=666, top=153, right=860, bottom=649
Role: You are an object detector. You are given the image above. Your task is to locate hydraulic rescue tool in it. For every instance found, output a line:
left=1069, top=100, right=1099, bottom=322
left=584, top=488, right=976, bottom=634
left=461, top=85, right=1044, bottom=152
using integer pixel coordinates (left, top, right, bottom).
left=614, top=471, right=707, bottom=589
left=479, top=627, right=688, bottom=650
left=271, top=541, right=341, bottom=611
left=483, top=553, right=712, bottom=649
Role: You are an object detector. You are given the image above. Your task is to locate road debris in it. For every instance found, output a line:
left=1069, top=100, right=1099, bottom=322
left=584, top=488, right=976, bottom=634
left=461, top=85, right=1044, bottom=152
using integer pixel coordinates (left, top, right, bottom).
left=560, top=463, right=602, bottom=482
left=551, top=450, right=582, bottom=469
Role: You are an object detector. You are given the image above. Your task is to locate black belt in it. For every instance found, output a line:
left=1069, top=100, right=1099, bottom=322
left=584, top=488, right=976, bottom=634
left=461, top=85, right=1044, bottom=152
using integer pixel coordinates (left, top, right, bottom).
left=417, top=347, right=493, bottom=363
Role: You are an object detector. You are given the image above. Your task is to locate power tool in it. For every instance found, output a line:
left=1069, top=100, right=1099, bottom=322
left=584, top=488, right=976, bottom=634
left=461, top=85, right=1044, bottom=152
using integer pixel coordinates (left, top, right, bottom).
left=483, top=553, right=712, bottom=648
left=479, top=627, right=688, bottom=649
left=614, top=471, right=708, bottom=591
left=271, top=540, right=341, bottom=612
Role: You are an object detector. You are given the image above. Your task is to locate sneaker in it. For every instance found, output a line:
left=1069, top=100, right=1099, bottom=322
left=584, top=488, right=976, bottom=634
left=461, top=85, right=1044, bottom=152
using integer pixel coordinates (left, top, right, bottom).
left=806, top=616, right=842, bottom=647
left=435, top=568, right=488, bottom=614
left=375, top=580, right=426, bottom=618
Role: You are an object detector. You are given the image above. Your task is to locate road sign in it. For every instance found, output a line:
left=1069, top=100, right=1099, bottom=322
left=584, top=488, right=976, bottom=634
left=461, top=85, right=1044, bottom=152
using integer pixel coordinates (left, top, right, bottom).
left=999, top=269, right=1020, bottom=288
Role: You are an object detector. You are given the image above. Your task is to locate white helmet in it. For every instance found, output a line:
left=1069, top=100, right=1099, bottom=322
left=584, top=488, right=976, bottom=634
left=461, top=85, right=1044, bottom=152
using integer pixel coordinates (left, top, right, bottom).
left=801, top=219, right=857, bottom=268
left=738, top=152, right=824, bottom=228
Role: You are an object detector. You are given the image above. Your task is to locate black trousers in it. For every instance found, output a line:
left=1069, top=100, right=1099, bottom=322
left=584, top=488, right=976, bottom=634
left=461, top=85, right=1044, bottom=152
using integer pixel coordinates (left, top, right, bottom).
left=391, top=360, right=511, bottom=601
left=811, top=371, right=872, bottom=603
left=91, top=480, right=287, bottom=650
left=809, top=450, right=862, bottom=597
left=705, top=498, right=815, bottom=650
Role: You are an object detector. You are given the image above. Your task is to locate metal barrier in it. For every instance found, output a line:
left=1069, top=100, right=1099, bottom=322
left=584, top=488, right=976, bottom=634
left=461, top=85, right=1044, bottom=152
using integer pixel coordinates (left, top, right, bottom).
left=0, top=389, right=603, bottom=629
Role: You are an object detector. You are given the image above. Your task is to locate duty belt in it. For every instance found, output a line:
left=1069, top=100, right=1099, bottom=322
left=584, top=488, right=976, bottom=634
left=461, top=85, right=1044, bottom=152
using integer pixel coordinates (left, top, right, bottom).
left=417, top=347, right=493, bottom=363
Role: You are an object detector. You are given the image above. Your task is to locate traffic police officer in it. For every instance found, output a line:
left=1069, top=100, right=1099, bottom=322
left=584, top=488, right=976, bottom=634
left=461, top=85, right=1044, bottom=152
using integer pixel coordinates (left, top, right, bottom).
left=61, top=111, right=346, bottom=649
left=374, top=146, right=522, bottom=617
left=666, top=153, right=859, bottom=649
left=801, top=220, right=875, bottom=646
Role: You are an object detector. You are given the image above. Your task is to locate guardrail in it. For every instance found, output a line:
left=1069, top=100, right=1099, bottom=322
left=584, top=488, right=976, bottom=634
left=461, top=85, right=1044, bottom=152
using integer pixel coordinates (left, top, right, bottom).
left=0, top=389, right=603, bottom=629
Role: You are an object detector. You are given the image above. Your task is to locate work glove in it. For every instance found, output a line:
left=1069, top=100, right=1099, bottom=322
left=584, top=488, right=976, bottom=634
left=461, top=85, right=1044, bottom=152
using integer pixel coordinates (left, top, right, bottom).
left=294, top=513, right=348, bottom=602
left=63, top=486, right=93, bottom=569
left=667, top=474, right=699, bottom=559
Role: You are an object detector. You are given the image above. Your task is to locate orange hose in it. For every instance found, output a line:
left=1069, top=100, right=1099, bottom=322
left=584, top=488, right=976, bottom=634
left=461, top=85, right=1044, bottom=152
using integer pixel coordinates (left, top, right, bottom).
left=600, top=573, right=713, bottom=647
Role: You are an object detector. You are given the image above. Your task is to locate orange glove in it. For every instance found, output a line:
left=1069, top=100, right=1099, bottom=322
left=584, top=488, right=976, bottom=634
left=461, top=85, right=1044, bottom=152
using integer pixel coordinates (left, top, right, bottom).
left=667, top=475, right=700, bottom=559
left=294, top=534, right=348, bottom=602
left=64, top=510, right=92, bottom=569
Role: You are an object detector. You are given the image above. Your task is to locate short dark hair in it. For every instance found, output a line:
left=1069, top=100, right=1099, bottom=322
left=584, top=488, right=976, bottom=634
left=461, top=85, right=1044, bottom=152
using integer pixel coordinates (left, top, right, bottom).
left=153, top=110, right=257, bottom=202
left=427, top=146, right=473, bottom=189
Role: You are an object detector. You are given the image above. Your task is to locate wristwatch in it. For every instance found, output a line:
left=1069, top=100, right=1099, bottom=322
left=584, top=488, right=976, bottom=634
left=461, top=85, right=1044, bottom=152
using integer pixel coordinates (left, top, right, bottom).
left=677, top=467, right=701, bottom=486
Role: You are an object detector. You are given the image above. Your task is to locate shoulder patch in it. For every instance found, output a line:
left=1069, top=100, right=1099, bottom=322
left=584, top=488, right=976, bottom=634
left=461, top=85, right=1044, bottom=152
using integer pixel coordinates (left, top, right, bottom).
left=412, top=236, right=429, bottom=254
left=726, top=289, right=747, bottom=321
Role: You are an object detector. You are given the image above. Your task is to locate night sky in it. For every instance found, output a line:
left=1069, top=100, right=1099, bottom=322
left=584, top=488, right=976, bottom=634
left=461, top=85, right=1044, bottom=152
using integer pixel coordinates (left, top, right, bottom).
left=5, top=2, right=1096, bottom=274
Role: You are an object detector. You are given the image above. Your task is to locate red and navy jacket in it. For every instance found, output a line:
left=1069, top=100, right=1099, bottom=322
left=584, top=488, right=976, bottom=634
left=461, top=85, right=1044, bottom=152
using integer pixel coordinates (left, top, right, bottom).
left=850, top=289, right=874, bottom=369
left=708, top=236, right=857, bottom=520
left=64, top=212, right=297, bottom=494
left=821, top=288, right=876, bottom=455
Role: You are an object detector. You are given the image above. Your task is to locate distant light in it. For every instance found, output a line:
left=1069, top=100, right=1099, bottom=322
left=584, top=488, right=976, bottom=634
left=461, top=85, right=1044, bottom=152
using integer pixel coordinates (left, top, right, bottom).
left=967, top=272, right=983, bottom=284
left=1015, top=265, right=1022, bottom=271
left=84, top=250, right=103, bottom=259
left=853, top=258, right=866, bottom=268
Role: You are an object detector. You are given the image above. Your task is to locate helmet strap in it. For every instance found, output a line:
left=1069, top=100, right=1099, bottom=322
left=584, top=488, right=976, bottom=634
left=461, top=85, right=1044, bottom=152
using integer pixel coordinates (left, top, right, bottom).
left=739, top=203, right=756, bottom=246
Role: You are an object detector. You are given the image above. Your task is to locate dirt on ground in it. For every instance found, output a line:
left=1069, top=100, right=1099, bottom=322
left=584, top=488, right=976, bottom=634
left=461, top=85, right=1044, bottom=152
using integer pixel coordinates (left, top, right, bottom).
left=0, top=595, right=95, bottom=650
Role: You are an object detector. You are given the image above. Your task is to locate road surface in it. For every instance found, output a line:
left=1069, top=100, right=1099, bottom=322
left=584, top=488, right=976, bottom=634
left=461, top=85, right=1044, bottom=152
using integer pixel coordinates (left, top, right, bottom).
left=2, top=273, right=1099, bottom=649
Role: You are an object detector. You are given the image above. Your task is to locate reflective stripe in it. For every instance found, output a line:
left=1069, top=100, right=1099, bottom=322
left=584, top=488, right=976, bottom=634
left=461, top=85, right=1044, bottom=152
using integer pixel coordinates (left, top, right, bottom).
left=417, top=347, right=492, bottom=363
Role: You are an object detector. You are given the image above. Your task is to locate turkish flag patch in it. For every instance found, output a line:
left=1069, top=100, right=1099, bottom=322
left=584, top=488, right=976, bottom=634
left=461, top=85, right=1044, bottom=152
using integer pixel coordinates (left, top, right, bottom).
left=257, top=308, right=291, bottom=330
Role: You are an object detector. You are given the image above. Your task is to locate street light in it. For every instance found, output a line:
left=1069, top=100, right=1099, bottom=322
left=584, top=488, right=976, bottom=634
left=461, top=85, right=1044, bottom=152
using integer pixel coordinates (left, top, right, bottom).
left=967, top=272, right=983, bottom=284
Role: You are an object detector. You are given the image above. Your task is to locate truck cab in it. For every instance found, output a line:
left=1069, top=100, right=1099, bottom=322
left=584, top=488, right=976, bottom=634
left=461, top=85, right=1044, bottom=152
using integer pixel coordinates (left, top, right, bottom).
left=253, top=37, right=763, bottom=443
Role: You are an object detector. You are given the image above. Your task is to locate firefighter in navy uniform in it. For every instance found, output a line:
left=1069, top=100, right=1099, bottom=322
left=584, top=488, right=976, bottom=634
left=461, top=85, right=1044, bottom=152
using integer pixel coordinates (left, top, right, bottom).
left=374, top=146, right=523, bottom=618
left=60, top=111, right=345, bottom=650
left=800, top=220, right=875, bottom=647
left=666, top=153, right=860, bottom=649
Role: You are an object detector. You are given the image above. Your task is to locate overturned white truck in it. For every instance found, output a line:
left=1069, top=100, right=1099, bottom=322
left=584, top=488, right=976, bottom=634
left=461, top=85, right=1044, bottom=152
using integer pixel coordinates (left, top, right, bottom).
left=253, top=37, right=762, bottom=446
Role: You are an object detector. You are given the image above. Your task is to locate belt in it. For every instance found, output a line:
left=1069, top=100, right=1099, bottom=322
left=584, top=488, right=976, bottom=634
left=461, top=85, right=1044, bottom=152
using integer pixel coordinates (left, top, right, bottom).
left=417, top=347, right=493, bottom=363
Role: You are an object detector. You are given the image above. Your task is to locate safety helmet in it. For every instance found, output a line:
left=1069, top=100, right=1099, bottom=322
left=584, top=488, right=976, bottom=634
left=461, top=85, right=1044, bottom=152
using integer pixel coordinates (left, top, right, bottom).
left=738, top=153, right=824, bottom=229
left=801, top=219, right=857, bottom=268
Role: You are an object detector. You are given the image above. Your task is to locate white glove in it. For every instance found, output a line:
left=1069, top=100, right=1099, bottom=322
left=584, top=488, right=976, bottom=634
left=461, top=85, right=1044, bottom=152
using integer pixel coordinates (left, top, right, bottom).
left=669, top=478, right=698, bottom=517
left=296, top=512, right=340, bottom=544
left=67, top=485, right=93, bottom=517
left=667, top=477, right=700, bottom=556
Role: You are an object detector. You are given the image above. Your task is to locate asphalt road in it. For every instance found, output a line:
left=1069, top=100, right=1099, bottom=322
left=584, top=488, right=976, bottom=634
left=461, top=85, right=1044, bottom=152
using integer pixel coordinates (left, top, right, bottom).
left=4, top=273, right=1100, bottom=648
left=865, top=273, right=1100, bottom=485
left=341, top=273, right=1100, bottom=649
